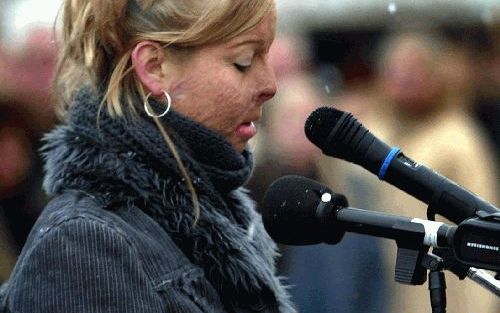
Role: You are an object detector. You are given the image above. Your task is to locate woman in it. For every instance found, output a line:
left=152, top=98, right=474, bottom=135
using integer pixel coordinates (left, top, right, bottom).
left=0, top=1, right=296, bottom=312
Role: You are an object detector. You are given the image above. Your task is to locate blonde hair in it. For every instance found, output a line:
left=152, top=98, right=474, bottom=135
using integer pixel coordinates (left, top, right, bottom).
left=55, top=0, right=275, bottom=222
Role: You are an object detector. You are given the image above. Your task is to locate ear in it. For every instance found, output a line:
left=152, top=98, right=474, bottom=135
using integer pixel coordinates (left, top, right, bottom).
left=132, top=41, right=166, bottom=97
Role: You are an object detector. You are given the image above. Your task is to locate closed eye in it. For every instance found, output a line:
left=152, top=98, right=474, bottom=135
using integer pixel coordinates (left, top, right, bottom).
left=234, top=63, right=251, bottom=72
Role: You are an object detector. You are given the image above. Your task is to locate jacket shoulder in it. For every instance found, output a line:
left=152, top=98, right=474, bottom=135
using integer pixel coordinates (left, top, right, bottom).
left=3, top=192, right=165, bottom=312
left=30, top=190, right=194, bottom=279
left=2, top=191, right=227, bottom=312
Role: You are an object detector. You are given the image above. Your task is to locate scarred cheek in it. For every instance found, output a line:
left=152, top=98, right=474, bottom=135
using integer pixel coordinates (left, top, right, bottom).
left=169, top=79, right=190, bottom=102
left=168, top=78, right=204, bottom=119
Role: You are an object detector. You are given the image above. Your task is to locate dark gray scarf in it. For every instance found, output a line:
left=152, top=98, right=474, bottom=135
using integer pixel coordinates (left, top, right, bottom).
left=41, top=88, right=296, bottom=313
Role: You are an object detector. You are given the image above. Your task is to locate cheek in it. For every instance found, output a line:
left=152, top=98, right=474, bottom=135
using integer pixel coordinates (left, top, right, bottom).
left=201, top=72, right=250, bottom=118
left=171, top=71, right=249, bottom=132
left=203, top=84, right=247, bottom=133
left=214, top=85, right=246, bottom=111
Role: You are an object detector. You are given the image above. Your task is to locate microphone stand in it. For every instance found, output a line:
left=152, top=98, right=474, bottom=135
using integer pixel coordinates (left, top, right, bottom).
left=421, top=253, right=447, bottom=313
left=394, top=246, right=499, bottom=313
left=393, top=243, right=499, bottom=313
left=393, top=242, right=448, bottom=313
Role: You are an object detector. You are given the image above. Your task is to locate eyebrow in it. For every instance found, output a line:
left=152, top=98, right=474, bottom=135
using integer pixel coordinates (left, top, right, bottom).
left=229, top=38, right=268, bottom=49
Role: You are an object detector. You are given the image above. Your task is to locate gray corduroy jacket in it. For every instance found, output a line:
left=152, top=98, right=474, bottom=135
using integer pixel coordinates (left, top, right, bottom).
left=2, top=190, right=236, bottom=312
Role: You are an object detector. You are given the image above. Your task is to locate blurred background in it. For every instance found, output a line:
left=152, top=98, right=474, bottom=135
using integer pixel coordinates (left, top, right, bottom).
left=0, top=0, right=499, bottom=312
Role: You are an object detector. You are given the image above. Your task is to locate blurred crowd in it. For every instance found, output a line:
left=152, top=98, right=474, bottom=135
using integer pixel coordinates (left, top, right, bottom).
left=0, top=3, right=499, bottom=313
left=248, top=22, right=500, bottom=313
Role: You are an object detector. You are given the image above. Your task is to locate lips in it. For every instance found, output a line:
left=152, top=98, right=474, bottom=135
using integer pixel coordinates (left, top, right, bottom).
left=236, top=121, right=257, bottom=139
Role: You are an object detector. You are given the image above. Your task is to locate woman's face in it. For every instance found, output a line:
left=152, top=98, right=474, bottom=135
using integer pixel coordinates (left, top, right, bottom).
left=161, top=11, right=277, bottom=152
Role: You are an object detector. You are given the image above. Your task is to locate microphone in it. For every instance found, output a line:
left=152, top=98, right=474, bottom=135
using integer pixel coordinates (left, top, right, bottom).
left=304, top=106, right=499, bottom=224
left=262, top=175, right=500, bottom=286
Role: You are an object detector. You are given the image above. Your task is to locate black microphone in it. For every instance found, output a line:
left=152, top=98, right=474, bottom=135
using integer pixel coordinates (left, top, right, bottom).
left=262, top=175, right=500, bottom=272
left=304, top=106, right=499, bottom=224
left=262, top=175, right=454, bottom=248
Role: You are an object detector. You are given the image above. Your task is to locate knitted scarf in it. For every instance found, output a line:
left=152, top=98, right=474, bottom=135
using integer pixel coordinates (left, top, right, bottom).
left=41, top=88, right=296, bottom=313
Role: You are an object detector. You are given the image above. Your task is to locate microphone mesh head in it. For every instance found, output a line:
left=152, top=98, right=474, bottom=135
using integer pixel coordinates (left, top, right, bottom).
left=262, top=175, right=325, bottom=219
left=262, top=175, right=325, bottom=245
left=262, top=175, right=344, bottom=245
left=304, top=107, right=345, bottom=150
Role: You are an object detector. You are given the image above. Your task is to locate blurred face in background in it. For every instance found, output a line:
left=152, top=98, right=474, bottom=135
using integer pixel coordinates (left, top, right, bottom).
left=265, top=76, right=321, bottom=168
left=380, top=35, right=444, bottom=115
left=0, top=27, right=57, bottom=131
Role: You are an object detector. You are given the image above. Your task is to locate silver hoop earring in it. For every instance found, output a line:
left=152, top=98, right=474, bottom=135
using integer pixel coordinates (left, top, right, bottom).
left=144, top=90, right=172, bottom=118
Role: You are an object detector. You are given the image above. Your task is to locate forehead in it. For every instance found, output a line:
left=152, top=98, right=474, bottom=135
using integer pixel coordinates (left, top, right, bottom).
left=226, top=10, right=277, bottom=49
left=185, top=10, right=277, bottom=60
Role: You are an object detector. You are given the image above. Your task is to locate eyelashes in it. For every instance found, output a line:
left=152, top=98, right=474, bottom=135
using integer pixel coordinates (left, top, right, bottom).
left=234, top=63, right=251, bottom=72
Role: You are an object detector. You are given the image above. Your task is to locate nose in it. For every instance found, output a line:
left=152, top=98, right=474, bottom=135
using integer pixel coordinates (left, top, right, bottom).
left=257, top=61, right=277, bottom=103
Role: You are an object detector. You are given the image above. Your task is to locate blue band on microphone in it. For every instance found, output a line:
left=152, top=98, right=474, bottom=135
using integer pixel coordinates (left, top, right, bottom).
left=378, top=147, right=401, bottom=180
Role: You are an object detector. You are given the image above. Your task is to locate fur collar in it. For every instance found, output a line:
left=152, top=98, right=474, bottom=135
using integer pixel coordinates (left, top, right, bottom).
left=41, top=90, right=296, bottom=312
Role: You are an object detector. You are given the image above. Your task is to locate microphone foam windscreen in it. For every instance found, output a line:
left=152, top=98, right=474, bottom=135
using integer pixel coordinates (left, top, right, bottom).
left=262, top=175, right=331, bottom=245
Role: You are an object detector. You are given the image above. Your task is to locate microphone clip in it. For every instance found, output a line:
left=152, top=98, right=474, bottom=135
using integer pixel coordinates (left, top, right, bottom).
left=393, top=222, right=429, bottom=285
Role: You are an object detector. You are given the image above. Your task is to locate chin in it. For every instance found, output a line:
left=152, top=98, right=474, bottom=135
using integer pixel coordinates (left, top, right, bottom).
left=235, top=145, right=246, bottom=154
left=232, top=142, right=246, bottom=154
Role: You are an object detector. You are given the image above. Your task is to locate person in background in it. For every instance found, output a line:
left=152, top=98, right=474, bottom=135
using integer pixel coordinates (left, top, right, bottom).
left=474, top=22, right=500, bottom=164
left=0, top=26, right=57, bottom=283
left=319, top=30, right=499, bottom=313
left=0, top=105, right=37, bottom=283
left=1, top=1, right=297, bottom=312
